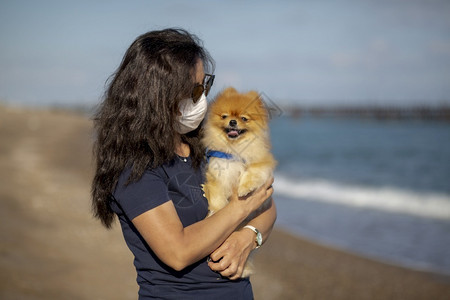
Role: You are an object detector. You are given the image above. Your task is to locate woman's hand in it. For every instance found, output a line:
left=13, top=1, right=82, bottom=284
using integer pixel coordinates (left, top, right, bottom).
left=207, top=228, right=256, bottom=280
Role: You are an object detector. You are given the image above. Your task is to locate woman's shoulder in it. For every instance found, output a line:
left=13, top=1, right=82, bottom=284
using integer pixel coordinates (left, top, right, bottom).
left=117, top=164, right=166, bottom=187
left=113, top=163, right=172, bottom=218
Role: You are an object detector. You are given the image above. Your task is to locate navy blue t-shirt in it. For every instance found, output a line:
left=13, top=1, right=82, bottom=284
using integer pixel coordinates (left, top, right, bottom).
left=111, top=156, right=253, bottom=300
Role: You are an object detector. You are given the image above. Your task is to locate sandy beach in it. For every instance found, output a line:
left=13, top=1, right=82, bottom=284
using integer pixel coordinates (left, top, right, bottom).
left=1, top=104, right=449, bottom=300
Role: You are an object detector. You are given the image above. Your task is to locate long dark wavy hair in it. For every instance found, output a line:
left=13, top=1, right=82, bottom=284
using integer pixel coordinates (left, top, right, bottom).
left=92, top=28, right=214, bottom=228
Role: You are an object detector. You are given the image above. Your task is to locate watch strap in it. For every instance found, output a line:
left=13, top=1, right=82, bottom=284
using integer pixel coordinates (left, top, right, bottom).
left=243, top=225, right=262, bottom=249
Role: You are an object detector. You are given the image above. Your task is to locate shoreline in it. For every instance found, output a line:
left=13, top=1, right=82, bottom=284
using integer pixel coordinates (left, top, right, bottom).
left=273, top=193, right=450, bottom=278
left=1, top=104, right=449, bottom=299
left=252, top=228, right=450, bottom=299
left=276, top=224, right=450, bottom=278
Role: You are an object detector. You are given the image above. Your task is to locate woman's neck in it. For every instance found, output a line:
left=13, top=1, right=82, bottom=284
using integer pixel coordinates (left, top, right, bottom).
left=175, top=139, right=190, bottom=157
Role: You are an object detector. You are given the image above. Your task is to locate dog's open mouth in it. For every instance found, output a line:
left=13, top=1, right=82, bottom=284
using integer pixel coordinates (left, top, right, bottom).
left=225, top=127, right=247, bottom=139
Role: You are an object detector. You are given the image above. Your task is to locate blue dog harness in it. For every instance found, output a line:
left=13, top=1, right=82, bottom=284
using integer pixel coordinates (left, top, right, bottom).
left=206, top=150, right=244, bottom=163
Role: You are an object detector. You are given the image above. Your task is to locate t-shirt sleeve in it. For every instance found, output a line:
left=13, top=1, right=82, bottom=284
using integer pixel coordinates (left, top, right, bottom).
left=114, top=169, right=170, bottom=220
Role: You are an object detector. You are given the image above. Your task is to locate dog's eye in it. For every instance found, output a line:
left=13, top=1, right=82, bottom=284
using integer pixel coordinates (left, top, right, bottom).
left=221, top=115, right=228, bottom=119
left=241, top=117, right=248, bottom=122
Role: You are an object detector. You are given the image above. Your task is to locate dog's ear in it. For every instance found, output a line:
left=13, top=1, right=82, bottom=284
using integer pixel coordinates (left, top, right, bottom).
left=221, top=87, right=238, bottom=97
left=247, top=91, right=264, bottom=109
left=246, top=90, right=260, bottom=100
left=247, top=91, right=269, bottom=122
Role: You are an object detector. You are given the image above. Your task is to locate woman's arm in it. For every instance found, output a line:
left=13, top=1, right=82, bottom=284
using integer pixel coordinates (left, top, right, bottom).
left=132, top=178, right=273, bottom=271
left=245, top=197, right=277, bottom=247
left=207, top=198, right=277, bottom=279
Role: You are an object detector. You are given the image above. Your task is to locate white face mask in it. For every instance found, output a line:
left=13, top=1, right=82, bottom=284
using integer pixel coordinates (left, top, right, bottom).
left=175, top=92, right=208, bottom=134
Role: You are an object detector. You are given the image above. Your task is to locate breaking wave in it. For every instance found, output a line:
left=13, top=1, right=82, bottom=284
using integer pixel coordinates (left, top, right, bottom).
left=274, top=173, right=450, bottom=221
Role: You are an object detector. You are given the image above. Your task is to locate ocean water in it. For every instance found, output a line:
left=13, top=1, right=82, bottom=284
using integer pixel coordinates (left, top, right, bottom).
left=269, top=116, right=450, bottom=275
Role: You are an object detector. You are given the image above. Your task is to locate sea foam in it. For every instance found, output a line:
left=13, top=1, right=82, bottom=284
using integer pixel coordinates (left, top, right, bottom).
left=274, top=173, right=450, bottom=221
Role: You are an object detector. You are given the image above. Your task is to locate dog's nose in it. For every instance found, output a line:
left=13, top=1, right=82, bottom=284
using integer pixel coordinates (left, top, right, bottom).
left=229, top=120, right=237, bottom=127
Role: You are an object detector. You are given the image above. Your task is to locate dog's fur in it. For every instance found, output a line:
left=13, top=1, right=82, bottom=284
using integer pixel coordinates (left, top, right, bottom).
left=202, top=87, right=276, bottom=277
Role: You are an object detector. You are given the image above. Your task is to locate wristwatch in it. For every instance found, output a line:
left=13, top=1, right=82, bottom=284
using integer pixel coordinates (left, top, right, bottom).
left=244, top=225, right=262, bottom=249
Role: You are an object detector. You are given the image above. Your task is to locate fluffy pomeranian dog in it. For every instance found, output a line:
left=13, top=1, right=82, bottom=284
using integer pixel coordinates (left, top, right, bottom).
left=202, top=87, right=276, bottom=277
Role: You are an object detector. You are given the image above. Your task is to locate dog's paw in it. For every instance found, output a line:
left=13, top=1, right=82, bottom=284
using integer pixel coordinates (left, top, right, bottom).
left=201, top=184, right=209, bottom=199
left=238, top=174, right=259, bottom=197
left=237, top=184, right=255, bottom=197
left=238, top=168, right=271, bottom=197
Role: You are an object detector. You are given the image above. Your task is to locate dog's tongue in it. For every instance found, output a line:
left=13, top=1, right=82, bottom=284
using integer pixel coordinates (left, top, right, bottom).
left=227, top=130, right=239, bottom=137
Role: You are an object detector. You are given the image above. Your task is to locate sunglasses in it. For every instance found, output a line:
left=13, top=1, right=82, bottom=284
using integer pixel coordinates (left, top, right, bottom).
left=192, top=73, right=215, bottom=103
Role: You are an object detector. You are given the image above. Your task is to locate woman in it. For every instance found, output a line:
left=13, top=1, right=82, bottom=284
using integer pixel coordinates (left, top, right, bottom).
left=91, top=28, right=276, bottom=299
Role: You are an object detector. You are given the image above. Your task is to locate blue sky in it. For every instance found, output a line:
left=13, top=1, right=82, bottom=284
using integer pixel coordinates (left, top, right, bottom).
left=1, top=0, right=450, bottom=107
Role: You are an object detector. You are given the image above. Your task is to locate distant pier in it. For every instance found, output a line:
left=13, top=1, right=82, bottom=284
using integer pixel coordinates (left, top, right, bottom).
left=284, top=105, right=450, bottom=121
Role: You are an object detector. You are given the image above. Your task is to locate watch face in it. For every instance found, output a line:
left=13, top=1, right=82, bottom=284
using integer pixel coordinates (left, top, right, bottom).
left=256, top=232, right=262, bottom=246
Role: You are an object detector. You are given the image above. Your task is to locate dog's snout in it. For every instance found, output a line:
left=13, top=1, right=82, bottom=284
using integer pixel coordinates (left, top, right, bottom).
left=229, top=119, right=237, bottom=127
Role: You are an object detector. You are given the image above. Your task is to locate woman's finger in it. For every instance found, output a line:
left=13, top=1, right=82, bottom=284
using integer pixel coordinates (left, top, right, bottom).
left=219, top=262, right=238, bottom=278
